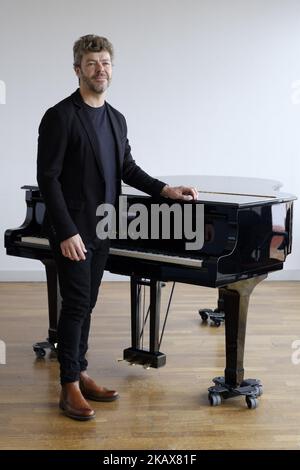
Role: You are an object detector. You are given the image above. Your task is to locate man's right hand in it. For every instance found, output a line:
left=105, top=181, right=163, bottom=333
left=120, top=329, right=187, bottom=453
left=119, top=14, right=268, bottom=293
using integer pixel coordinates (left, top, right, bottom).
left=60, top=234, right=87, bottom=261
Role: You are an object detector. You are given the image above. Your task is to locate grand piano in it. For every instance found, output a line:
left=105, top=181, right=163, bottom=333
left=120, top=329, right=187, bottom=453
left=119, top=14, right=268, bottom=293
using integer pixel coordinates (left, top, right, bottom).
left=4, top=176, right=296, bottom=409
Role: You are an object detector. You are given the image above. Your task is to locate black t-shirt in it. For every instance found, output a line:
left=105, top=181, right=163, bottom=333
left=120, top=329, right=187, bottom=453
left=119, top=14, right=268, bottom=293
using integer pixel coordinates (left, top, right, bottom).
left=84, top=102, right=117, bottom=205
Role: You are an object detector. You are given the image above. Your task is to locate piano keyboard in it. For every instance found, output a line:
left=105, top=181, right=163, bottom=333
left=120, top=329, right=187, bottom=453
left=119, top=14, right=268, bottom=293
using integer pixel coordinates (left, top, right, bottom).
left=109, top=247, right=203, bottom=268
left=20, top=236, right=203, bottom=268
left=21, top=236, right=50, bottom=246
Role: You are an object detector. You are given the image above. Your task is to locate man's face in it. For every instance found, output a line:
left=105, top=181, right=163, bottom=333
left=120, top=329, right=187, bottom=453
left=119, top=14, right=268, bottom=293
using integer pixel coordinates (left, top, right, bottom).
left=75, top=50, right=112, bottom=94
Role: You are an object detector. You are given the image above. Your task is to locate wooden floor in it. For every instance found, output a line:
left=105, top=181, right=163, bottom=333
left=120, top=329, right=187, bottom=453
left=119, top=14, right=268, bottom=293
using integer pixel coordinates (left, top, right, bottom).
left=0, top=281, right=299, bottom=450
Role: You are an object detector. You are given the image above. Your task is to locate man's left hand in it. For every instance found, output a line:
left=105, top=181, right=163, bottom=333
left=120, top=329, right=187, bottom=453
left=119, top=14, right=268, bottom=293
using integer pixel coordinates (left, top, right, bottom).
left=160, top=185, right=198, bottom=201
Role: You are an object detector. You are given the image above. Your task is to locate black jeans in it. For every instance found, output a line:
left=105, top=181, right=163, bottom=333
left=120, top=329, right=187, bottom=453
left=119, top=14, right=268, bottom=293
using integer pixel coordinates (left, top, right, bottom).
left=50, top=237, right=110, bottom=385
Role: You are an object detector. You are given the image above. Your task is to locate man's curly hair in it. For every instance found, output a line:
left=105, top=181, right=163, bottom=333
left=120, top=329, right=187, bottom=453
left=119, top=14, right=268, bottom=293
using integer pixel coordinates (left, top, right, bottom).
left=73, top=34, right=114, bottom=67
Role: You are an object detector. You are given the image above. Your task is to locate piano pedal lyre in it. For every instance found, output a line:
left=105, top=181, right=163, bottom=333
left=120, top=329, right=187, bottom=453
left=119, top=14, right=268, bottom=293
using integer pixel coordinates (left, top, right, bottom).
left=123, top=347, right=166, bottom=369
left=122, top=278, right=172, bottom=370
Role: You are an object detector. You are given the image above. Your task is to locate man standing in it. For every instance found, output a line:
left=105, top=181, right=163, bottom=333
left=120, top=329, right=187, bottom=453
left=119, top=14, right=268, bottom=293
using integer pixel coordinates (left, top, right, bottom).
left=37, top=34, right=197, bottom=420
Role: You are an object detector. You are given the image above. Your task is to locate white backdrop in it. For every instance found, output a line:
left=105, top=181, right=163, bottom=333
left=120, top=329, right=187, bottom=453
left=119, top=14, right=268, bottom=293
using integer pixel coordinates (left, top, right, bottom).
left=0, top=0, right=299, bottom=281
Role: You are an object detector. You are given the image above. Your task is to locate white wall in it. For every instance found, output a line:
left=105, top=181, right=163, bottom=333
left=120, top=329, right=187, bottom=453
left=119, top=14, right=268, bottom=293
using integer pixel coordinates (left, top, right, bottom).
left=0, top=0, right=299, bottom=281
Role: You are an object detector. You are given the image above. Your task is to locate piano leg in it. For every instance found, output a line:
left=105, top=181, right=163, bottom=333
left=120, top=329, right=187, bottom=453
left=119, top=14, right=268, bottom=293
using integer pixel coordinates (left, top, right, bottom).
left=32, top=259, right=61, bottom=358
left=123, top=276, right=166, bottom=368
left=208, top=274, right=267, bottom=408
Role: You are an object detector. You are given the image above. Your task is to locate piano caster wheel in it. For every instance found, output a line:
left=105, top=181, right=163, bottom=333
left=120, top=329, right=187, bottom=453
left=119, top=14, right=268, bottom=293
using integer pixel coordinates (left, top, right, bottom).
left=208, top=392, right=222, bottom=406
left=33, top=347, right=46, bottom=358
left=255, top=385, right=263, bottom=397
left=199, top=309, right=224, bottom=326
left=246, top=396, right=259, bottom=409
left=33, top=341, right=56, bottom=358
left=210, top=312, right=225, bottom=326
left=199, top=309, right=213, bottom=322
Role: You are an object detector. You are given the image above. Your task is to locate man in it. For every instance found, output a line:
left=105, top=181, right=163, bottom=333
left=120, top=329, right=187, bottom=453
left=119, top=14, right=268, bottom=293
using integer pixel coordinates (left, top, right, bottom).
left=37, top=34, right=198, bottom=421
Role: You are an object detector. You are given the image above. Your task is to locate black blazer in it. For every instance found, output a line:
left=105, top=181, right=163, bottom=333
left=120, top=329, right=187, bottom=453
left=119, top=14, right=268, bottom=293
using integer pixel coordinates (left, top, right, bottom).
left=37, top=89, right=166, bottom=243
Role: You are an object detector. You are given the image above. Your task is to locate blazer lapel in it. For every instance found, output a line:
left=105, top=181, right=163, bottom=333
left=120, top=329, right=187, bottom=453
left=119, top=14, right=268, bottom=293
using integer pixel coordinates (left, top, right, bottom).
left=106, top=104, right=123, bottom=176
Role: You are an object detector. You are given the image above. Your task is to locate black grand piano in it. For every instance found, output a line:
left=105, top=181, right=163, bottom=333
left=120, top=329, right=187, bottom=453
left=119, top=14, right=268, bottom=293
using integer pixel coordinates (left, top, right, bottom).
left=4, top=176, right=296, bottom=409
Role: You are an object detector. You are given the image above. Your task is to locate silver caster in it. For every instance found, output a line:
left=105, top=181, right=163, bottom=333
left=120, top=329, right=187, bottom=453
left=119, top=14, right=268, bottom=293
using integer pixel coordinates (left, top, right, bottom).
left=33, top=347, right=46, bottom=358
left=246, top=396, right=259, bottom=409
left=199, top=309, right=212, bottom=322
left=208, top=392, right=222, bottom=406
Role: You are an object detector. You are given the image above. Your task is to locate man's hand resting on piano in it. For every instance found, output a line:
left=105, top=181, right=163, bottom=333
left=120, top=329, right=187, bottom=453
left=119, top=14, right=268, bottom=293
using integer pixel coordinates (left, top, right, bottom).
left=160, top=185, right=198, bottom=201
left=60, top=234, right=87, bottom=261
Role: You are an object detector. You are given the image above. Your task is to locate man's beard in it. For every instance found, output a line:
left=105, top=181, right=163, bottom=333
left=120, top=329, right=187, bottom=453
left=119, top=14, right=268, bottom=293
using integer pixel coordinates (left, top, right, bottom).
left=81, top=72, right=111, bottom=94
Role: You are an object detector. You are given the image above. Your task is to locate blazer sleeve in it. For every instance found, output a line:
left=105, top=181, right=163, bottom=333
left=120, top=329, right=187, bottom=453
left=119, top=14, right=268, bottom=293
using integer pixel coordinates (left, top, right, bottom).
left=36, top=107, right=79, bottom=242
left=121, top=119, right=166, bottom=197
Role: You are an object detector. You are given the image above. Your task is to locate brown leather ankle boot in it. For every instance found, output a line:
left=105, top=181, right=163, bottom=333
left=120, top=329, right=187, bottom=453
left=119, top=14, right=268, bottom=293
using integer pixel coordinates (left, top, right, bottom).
left=79, top=372, right=119, bottom=402
left=59, top=381, right=95, bottom=420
